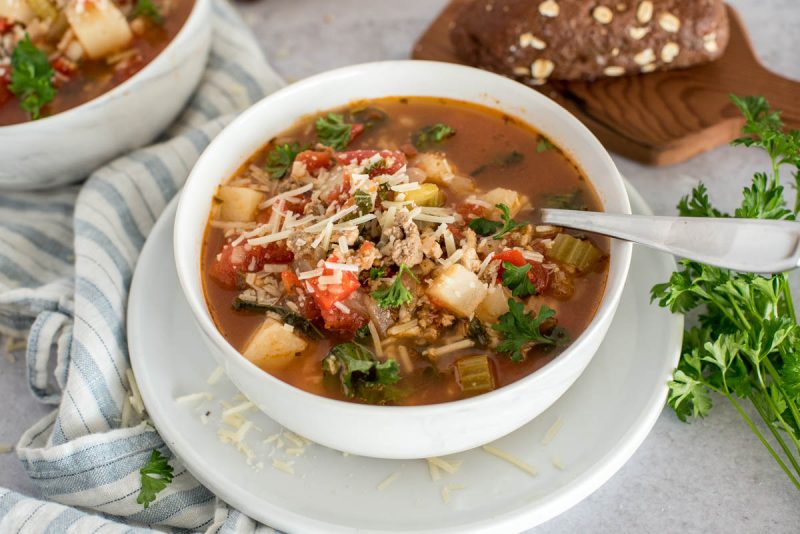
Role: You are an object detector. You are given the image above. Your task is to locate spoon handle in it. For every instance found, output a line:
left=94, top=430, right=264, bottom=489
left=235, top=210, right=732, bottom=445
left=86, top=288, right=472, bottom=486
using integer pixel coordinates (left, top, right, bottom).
left=539, top=209, right=800, bottom=274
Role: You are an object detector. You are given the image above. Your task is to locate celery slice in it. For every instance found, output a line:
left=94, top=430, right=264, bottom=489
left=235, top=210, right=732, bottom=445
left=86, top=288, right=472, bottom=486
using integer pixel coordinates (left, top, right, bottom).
left=404, top=183, right=445, bottom=207
left=548, top=233, right=602, bottom=272
left=456, top=355, right=495, bottom=397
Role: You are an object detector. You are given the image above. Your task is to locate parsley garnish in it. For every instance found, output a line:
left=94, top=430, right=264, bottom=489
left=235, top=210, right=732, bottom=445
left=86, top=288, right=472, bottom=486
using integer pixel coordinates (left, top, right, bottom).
left=493, top=299, right=559, bottom=362
left=493, top=203, right=527, bottom=239
left=651, top=95, right=800, bottom=490
left=372, top=264, right=417, bottom=308
left=369, top=267, right=386, bottom=280
left=354, top=189, right=373, bottom=214
left=132, top=0, right=163, bottom=24
left=466, top=317, right=490, bottom=347
left=501, top=262, right=537, bottom=297
left=536, top=137, right=553, bottom=153
left=9, top=35, right=55, bottom=120
left=316, top=113, right=352, bottom=151
left=265, top=142, right=304, bottom=180
left=412, top=123, right=456, bottom=150
left=469, top=218, right=503, bottom=236
left=468, top=203, right=527, bottom=240
left=363, top=158, right=386, bottom=175
left=137, top=449, right=174, bottom=509
left=323, top=342, right=401, bottom=401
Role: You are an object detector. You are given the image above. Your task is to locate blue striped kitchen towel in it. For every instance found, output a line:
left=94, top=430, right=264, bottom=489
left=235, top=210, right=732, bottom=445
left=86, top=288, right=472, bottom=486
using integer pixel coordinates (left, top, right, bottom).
left=0, top=1, right=285, bottom=531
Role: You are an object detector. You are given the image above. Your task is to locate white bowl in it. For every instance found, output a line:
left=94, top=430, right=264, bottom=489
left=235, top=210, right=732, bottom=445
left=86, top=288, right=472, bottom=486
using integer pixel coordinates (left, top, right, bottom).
left=0, top=0, right=211, bottom=190
left=174, top=61, right=632, bottom=459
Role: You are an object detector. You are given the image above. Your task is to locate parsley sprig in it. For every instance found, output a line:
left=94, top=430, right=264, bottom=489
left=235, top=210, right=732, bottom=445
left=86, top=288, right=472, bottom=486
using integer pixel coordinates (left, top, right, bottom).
left=651, top=95, right=800, bottom=490
left=316, top=113, right=352, bottom=151
left=137, top=449, right=174, bottom=509
left=501, top=262, right=537, bottom=297
left=412, top=123, right=455, bottom=151
left=468, top=203, right=527, bottom=240
left=9, top=35, right=55, bottom=120
left=265, top=142, right=305, bottom=180
left=372, top=264, right=417, bottom=309
left=493, top=299, right=559, bottom=362
left=132, top=0, right=163, bottom=24
left=323, top=342, right=402, bottom=403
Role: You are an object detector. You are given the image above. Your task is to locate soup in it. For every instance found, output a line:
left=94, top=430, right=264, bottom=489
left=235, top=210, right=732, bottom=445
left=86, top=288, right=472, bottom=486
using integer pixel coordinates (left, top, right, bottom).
left=0, top=0, right=194, bottom=125
left=201, top=97, right=608, bottom=406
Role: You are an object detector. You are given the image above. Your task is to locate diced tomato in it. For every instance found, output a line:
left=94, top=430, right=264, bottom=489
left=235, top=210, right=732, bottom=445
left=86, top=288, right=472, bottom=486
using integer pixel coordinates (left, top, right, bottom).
left=0, top=18, right=11, bottom=33
left=281, top=271, right=301, bottom=292
left=306, top=256, right=361, bottom=311
left=447, top=223, right=464, bottom=243
left=493, top=249, right=527, bottom=267
left=527, top=262, right=551, bottom=294
left=326, top=172, right=351, bottom=204
left=349, top=123, right=365, bottom=144
left=457, top=203, right=487, bottom=221
left=296, top=149, right=334, bottom=176
left=52, top=57, right=78, bottom=78
left=210, top=241, right=294, bottom=289
left=335, top=150, right=407, bottom=177
left=493, top=249, right=551, bottom=294
left=285, top=193, right=310, bottom=214
left=320, top=305, right=367, bottom=333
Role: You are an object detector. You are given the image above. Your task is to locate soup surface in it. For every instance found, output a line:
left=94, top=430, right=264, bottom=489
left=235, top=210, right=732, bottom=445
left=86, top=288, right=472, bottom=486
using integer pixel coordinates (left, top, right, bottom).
left=0, top=0, right=193, bottom=125
left=202, top=97, right=608, bottom=406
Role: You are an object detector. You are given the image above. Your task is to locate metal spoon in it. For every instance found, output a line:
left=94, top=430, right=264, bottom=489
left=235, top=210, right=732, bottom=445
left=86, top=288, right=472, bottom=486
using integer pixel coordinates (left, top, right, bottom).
left=539, top=209, right=800, bottom=274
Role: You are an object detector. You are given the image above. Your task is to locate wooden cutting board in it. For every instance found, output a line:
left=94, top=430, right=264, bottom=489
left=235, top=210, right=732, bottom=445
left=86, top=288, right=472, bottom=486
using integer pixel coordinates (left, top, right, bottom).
left=412, top=0, right=800, bottom=166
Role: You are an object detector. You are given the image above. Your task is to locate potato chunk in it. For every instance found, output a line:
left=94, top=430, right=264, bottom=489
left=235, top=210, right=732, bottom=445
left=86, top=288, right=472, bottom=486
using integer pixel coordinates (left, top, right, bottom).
left=242, top=319, right=307, bottom=370
left=217, top=186, right=264, bottom=222
left=404, top=183, right=445, bottom=207
left=411, top=153, right=455, bottom=185
left=482, top=188, right=524, bottom=217
left=0, top=0, right=35, bottom=23
left=475, top=284, right=510, bottom=323
left=66, top=0, right=132, bottom=60
left=426, top=264, right=487, bottom=318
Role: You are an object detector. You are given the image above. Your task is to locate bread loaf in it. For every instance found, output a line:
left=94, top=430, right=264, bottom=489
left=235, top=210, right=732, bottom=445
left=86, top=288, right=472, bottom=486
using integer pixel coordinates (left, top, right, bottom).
left=450, top=0, right=729, bottom=83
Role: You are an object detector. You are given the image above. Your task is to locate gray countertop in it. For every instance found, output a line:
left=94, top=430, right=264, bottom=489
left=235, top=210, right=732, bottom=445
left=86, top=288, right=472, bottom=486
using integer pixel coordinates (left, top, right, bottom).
left=2, top=0, right=799, bottom=531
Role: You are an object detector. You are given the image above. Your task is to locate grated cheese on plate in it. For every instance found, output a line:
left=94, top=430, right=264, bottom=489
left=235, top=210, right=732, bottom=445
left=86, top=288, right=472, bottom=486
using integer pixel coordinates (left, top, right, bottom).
left=482, top=445, right=538, bottom=476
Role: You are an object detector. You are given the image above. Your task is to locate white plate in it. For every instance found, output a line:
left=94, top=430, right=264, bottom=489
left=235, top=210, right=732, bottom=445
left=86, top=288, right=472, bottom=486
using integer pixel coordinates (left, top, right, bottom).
left=128, top=180, right=682, bottom=533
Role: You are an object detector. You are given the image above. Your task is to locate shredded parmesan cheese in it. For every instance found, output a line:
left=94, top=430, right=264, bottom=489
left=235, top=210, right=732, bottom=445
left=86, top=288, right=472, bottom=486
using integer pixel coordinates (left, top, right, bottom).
left=477, top=252, right=495, bottom=277
left=391, top=182, right=421, bottom=192
left=377, top=472, right=401, bottom=491
left=441, top=483, right=465, bottom=503
left=444, top=230, right=456, bottom=256
left=175, top=392, right=214, bottom=404
left=324, top=262, right=360, bottom=272
left=425, top=338, right=475, bottom=358
left=261, top=183, right=313, bottom=208
left=298, top=268, right=324, bottom=280
left=438, top=248, right=464, bottom=268
left=207, top=367, right=225, bottom=385
left=482, top=445, right=538, bottom=476
left=368, top=321, right=383, bottom=357
left=333, top=213, right=376, bottom=228
left=333, top=301, right=351, bottom=314
left=262, top=264, right=289, bottom=273
left=386, top=320, right=418, bottom=336
left=413, top=213, right=456, bottom=224
left=552, top=456, right=565, bottom=470
left=426, top=457, right=462, bottom=475
left=222, top=401, right=255, bottom=417
left=248, top=230, right=293, bottom=246
left=541, top=416, right=564, bottom=445
left=272, top=459, right=295, bottom=475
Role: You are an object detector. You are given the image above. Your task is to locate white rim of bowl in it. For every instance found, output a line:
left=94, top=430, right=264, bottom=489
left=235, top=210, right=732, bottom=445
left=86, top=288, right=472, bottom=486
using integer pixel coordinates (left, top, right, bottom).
left=175, top=60, right=633, bottom=417
left=0, top=0, right=209, bottom=132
